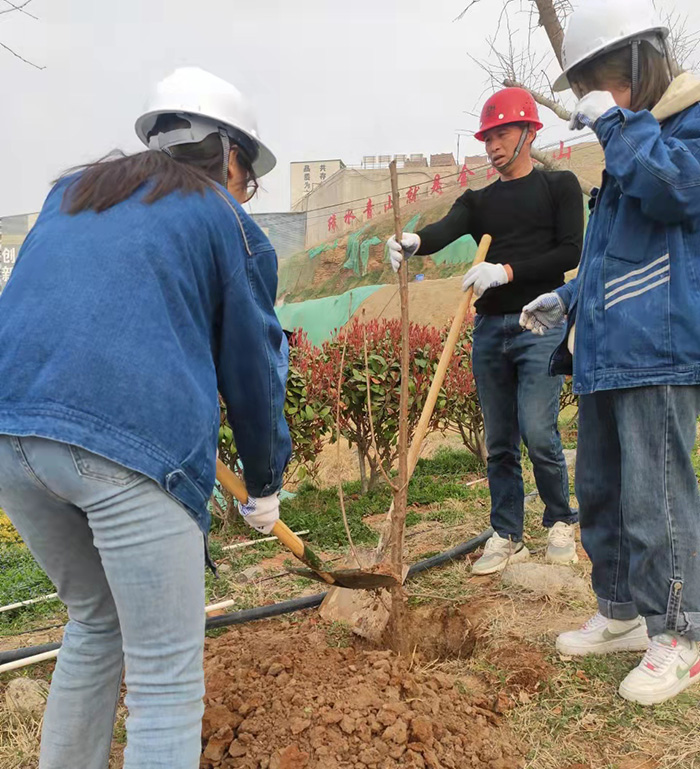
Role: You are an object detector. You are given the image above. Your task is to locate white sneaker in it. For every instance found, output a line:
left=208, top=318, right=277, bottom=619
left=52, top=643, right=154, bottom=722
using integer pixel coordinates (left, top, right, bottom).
left=546, top=521, right=578, bottom=565
left=472, top=532, right=529, bottom=576
left=556, top=612, right=649, bottom=656
left=619, top=633, right=700, bottom=706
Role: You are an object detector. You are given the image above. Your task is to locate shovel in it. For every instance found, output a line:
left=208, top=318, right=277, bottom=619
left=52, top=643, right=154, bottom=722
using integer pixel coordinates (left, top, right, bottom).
left=319, top=233, right=493, bottom=637
left=215, top=459, right=398, bottom=590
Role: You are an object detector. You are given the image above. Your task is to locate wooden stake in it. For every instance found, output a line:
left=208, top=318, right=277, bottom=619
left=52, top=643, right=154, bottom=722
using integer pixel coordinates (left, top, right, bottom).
left=376, top=234, right=492, bottom=555
left=388, top=160, right=410, bottom=584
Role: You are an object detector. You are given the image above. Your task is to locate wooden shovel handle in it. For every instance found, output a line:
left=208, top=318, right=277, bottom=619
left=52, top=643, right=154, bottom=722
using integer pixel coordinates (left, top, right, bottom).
left=407, top=233, right=492, bottom=476
left=215, top=458, right=248, bottom=504
left=215, top=458, right=336, bottom=584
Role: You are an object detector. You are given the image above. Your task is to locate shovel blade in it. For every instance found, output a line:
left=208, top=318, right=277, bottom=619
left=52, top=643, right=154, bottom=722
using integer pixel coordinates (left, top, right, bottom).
left=287, top=568, right=398, bottom=590
left=318, top=564, right=410, bottom=641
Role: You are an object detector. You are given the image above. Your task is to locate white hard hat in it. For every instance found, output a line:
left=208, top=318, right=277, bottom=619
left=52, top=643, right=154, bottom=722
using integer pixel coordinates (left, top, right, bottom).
left=553, top=0, right=669, bottom=92
left=135, top=67, right=277, bottom=178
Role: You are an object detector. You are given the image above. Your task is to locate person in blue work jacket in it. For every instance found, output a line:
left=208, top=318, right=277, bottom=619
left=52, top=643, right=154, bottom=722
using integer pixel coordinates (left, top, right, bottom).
left=0, top=67, right=291, bottom=769
left=521, top=0, right=700, bottom=706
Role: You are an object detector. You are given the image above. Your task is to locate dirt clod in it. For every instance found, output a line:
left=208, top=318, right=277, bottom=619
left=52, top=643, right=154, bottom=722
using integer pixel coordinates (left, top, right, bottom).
left=200, top=618, right=526, bottom=769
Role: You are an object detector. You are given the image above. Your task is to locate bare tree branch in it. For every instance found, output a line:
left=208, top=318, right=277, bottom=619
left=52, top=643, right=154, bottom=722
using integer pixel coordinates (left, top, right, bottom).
left=0, top=39, right=44, bottom=69
left=0, top=0, right=44, bottom=69
left=659, top=6, right=700, bottom=74
left=502, top=78, right=571, bottom=120
left=453, top=0, right=482, bottom=23
left=0, top=0, right=37, bottom=18
left=532, top=0, right=566, bottom=63
left=531, top=146, right=596, bottom=195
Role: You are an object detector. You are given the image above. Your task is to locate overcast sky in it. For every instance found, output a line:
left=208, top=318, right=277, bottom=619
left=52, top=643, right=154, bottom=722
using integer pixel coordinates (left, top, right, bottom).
left=1, top=0, right=698, bottom=217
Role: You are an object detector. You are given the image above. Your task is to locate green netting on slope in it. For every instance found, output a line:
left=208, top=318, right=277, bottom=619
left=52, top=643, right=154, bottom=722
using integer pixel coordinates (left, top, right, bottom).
left=308, top=240, right=338, bottom=259
left=431, top=234, right=478, bottom=266
left=383, top=214, right=422, bottom=265
left=359, top=237, right=383, bottom=275
left=343, top=224, right=372, bottom=276
left=276, top=285, right=384, bottom=346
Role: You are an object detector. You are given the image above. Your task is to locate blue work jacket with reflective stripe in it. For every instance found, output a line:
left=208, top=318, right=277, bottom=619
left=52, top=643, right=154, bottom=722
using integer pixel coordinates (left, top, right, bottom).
left=552, top=99, right=700, bottom=394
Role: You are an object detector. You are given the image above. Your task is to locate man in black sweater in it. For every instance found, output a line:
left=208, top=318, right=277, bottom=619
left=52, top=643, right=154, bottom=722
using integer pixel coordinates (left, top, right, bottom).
left=388, top=88, right=583, bottom=574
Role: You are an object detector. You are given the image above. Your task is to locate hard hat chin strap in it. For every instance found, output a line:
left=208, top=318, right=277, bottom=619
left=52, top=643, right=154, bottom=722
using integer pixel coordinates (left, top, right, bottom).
left=220, top=128, right=231, bottom=188
left=631, top=39, right=640, bottom=104
left=630, top=33, right=675, bottom=107
left=494, top=125, right=530, bottom=173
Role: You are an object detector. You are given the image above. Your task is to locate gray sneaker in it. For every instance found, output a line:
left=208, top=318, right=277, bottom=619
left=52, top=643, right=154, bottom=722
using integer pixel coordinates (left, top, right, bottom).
left=472, top=532, right=530, bottom=576
left=546, top=521, right=578, bottom=565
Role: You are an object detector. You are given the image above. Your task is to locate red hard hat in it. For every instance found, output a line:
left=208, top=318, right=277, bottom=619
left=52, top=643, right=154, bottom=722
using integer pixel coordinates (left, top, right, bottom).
left=475, top=88, right=543, bottom=142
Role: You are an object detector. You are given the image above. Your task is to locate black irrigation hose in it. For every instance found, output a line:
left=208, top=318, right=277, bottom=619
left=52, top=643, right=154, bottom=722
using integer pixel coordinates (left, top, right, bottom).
left=0, top=528, right=493, bottom=666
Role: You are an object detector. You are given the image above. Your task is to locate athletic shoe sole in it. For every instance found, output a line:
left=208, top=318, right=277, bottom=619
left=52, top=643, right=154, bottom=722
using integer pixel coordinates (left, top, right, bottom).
left=545, top=547, right=579, bottom=565
left=556, top=628, right=649, bottom=657
left=472, top=545, right=530, bottom=576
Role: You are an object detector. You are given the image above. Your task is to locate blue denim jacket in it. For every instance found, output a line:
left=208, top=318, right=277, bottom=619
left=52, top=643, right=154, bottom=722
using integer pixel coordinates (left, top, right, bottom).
left=0, top=176, right=292, bottom=533
left=552, top=89, right=700, bottom=394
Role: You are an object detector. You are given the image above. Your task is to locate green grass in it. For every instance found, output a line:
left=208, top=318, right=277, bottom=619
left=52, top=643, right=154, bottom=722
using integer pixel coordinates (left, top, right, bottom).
left=0, top=544, right=62, bottom=637
left=506, top=648, right=700, bottom=768
left=0, top=545, right=55, bottom=605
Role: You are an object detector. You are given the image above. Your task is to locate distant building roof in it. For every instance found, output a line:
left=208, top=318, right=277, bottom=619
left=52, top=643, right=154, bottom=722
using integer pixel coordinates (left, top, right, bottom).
left=430, top=153, right=456, bottom=167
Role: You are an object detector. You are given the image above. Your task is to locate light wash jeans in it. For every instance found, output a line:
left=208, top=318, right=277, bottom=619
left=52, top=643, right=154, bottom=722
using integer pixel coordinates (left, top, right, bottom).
left=577, top=386, right=700, bottom=640
left=472, top=313, right=577, bottom=541
left=0, top=436, right=205, bottom=769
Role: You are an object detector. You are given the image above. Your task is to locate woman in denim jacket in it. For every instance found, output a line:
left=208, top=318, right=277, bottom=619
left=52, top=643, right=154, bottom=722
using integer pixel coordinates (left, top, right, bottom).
left=0, top=68, right=291, bottom=768
left=521, top=0, right=700, bottom=706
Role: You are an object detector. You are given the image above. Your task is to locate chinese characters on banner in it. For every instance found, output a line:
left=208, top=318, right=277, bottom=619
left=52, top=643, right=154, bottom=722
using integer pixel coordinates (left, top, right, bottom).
left=0, top=247, right=17, bottom=294
left=323, top=161, right=500, bottom=232
left=459, top=163, right=475, bottom=188
left=430, top=174, right=443, bottom=195
left=553, top=141, right=572, bottom=161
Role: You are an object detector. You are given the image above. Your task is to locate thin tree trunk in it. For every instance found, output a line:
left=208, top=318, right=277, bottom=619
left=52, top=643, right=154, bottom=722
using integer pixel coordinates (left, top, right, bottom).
left=358, top=447, right=368, bottom=494
left=476, top=429, right=488, bottom=467
left=533, top=0, right=565, bottom=64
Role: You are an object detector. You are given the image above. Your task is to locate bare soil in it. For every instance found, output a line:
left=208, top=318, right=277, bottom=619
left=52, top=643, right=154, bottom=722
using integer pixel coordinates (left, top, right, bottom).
left=200, top=611, right=530, bottom=769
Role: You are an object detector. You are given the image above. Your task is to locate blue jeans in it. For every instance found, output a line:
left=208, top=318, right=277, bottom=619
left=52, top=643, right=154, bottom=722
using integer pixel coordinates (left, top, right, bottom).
left=472, top=313, right=576, bottom=540
left=0, top=436, right=205, bottom=769
left=577, top=386, right=700, bottom=640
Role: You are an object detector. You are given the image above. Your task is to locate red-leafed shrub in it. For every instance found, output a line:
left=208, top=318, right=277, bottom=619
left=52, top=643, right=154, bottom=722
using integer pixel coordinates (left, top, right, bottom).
left=315, top=316, right=481, bottom=490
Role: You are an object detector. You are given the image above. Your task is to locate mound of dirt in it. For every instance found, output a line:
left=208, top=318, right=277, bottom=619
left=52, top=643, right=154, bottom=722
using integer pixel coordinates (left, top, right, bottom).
left=200, top=618, right=526, bottom=769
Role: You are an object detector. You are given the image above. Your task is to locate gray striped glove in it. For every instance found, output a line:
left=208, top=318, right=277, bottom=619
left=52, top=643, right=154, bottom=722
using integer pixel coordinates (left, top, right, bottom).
left=520, top=293, right=566, bottom=336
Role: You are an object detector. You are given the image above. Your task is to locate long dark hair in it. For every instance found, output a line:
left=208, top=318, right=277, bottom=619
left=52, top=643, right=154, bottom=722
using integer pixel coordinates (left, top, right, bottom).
left=60, top=114, right=257, bottom=215
left=569, top=40, right=673, bottom=113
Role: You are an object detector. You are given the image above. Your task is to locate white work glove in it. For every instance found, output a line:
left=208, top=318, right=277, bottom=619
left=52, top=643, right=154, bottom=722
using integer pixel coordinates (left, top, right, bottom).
left=569, top=91, right=617, bottom=131
left=520, top=292, right=567, bottom=335
left=238, top=493, right=280, bottom=534
left=387, top=233, right=421, bottom=273
left=461, top=262, right=509, bottom=299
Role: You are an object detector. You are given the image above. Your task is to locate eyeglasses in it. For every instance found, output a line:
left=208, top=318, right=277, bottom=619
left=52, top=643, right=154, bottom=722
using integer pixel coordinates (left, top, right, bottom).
left=241, top=178, right=259, bottom=204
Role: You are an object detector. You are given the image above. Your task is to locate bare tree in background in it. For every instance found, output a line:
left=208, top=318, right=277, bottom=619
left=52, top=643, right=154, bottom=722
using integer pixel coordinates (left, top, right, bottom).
left=457, top=0, right=699, bottom=192
left=0, top=0, right=44, bottom=69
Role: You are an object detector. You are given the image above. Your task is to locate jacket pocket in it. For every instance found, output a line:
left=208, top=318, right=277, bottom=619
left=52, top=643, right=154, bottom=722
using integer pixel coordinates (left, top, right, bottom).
left=69, top=446, right=141, bottom=487
left=602, top=246, right=672, bottom=370
left=606, top=196, right=664, bottom=265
